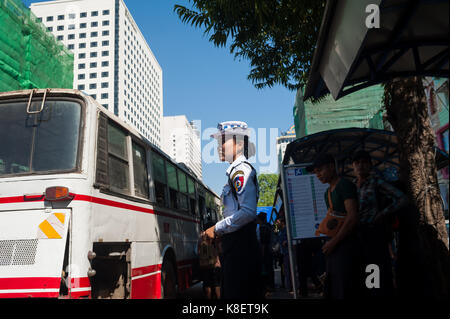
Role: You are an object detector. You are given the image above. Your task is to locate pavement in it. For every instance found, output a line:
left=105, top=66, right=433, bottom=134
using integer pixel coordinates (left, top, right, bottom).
left=178, top=266, right=323, bottom=300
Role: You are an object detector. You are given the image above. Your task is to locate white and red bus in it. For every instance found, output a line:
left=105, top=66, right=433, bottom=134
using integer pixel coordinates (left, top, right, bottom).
left=0, top=89, right=222, bottom=299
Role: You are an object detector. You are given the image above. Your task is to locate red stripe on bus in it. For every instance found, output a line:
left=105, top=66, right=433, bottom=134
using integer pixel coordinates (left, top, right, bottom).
left=0, top=277, right=60, bottom=290
left=74, top=194, right=200, bottom=224
left=71, top=277, right=90, bottom=288
left=0, top=194, right=200, bottom=224
left=131, top=272, right=161, bottom=299
left=0, top=195, right=44, bottom=204
left=0, top=292, right=59, bottom=298
left=131, top=264, right=162, bottom=278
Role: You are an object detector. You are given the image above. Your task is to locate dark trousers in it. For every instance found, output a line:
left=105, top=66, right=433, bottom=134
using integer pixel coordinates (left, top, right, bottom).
left=261, top=245, right=274, bottom=290
left=220, top=222, right=263, bottom=299
left=324, top=235, right=363, bottom=299
left=297, top=238, right=324, bottom=296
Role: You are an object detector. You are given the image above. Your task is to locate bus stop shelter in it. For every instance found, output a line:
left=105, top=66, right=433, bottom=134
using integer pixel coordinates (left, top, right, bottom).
left=304, top=0, right=449, bottom=100
left=276, top=128, right=448, bottom=298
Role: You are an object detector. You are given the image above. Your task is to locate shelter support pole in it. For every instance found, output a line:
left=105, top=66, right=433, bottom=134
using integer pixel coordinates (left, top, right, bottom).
left=280, top=164, right=298, bottom=299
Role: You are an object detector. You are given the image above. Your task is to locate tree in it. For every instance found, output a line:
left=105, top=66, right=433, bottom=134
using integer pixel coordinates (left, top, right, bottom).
left=175, top=0, right=449, bottom=298
left=174, top=0, right=325, bottom=90
left=257, top=173, right=278, bottom=207
left=383, top=77, right=449, bottom=298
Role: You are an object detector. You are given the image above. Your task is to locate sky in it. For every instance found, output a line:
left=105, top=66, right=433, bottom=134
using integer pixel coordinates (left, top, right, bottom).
left=23, top=0, right=296, bottom=195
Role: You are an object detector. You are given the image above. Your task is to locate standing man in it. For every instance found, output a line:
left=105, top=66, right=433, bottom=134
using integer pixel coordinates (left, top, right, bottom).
left=307, top=153, right=362, bottom=299
left=202, top=121, right=263, bottom=299
left=351, top=150, right=407, bottom=298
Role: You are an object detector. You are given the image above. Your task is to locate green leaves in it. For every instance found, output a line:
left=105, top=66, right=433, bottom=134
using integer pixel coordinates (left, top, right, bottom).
left=174, top=0, right=326, bottom=91
left=257, top=173, right=279, bottom=207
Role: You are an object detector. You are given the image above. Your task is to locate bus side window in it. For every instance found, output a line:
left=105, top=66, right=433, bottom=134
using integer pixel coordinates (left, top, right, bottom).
left=166, top=162, right=179, bottom=210
left=107, top=122, right=130, bottom=195
left=188, top=177, right=196, bottom=216
left=151, top=151, right=168, bottom=207
left=177, top=169, right=189, bottom=213
left=198, top=194, right=205, bottom=222
left=132, top=142, right=149, bottom=199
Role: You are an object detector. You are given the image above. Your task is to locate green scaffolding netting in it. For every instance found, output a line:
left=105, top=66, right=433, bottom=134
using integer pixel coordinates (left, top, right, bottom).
left=294, top=85, right=385, bottom=138
left=0, top=0, right=73, bottom=91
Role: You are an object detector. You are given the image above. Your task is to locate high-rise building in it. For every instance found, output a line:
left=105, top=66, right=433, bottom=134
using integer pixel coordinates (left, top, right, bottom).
left=30, top=0, right=163, bottom=148
left=276, top=125, right=296, bottom=172
left=162, top=116, right=202, bottom=180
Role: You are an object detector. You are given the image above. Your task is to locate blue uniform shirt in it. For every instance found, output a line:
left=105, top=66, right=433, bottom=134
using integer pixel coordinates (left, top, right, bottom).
left=215, top=155, right=259, bottom=236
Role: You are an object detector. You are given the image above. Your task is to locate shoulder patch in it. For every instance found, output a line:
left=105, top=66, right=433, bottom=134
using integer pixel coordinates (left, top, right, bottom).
left=232, top=170, right=245, bottom=193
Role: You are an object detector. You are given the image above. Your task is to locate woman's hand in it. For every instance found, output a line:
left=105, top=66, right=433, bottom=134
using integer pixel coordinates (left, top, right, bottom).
left=322, top=239, right=338, bottom=255
left=202, top=225, right=216, bottom=240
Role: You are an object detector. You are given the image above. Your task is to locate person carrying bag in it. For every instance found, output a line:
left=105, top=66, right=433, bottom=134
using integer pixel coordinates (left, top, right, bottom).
left=315, top=189, right=347, bottom=237
left=307, top=153, right=362, bottom=299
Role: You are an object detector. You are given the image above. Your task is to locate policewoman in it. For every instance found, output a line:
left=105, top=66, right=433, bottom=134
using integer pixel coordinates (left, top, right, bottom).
left=202, top=121, right=263, bottom=299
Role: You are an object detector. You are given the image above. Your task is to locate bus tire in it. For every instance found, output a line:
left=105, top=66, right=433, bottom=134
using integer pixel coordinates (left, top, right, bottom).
left=161, top=259, right=177, bottom=299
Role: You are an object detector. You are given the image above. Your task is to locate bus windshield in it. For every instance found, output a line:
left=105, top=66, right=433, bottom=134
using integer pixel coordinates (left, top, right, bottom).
left=0, top=99, right=82, bottom=177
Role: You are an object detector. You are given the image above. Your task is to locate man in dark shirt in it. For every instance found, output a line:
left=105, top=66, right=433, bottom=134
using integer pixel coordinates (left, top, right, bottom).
left=307, top=153, right=362, bottom=299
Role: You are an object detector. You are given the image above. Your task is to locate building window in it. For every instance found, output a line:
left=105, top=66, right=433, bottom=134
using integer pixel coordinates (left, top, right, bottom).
left=68, top=24, right=75, bottom=30
left=102, top=51, right=109, bottom=57
left=91, top=11, right=98, bottom=17
left=90, top=52, right=98, bottom=58
left=68, top=34, right=75, bottom=40
left=68, top=44, right=75, bottom=50
left=46, top=16, right=53, bottom=22
left=91, top=31, right=98, bottom=37
left=78, top=53, right=86, bottom=59
left=101, top=72, right=109, bottom=78
left=78, top=63, right=85, bottom=69
left=68, top=13, right=76, bottom=19
left=102, top=10, right=110, bottom=15
left=57, top=15, right=64, bottom=20
left=80, top=23, right=87, bottom=28
left=90, top=73, right=97, bottom=79
left=102, top=40, right=109, bottom=46
left=80, top=12, right=87, bottom=18
left=89, top=83, right=97, bottom=89
left=79, top=33, right=86, bottom=39
left=91, top=21, right=98, bottom=27
left=90, top=42, right=98, bottom=48
left=57, top=25, right=64, bottom=31
left=102, top=20, right=110, bottom=26
left=78, top=74, right=85, bottom=80
left=77, top=84, right=85, bottom=90
left=90, top=62, right=97, bottom=68
left=101, top=82, right=109, bottom=88
left=101, top=61, right=109, bottom=67
left=47, top=27, right=53, bottom=32
left=57, top=35, right=63, bottom=41
left=102, top=30, right=110, bottom=36
left=101, top=93, right=109, bottom=99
